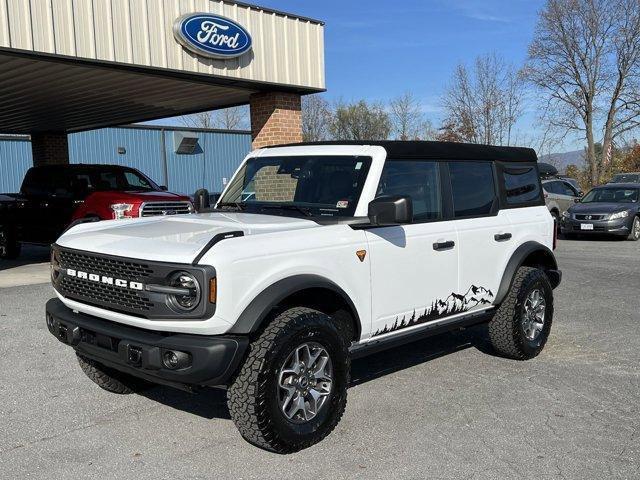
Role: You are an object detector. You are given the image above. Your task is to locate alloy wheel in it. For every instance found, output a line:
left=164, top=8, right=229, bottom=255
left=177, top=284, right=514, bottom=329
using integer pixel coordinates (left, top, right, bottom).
left=634, top=218, right=640, bottom=240
left=0, top=227, right=7, bottom=257
left=522, top=289, right=546, bottom=341
left=277, top=342, right=333, bottom=424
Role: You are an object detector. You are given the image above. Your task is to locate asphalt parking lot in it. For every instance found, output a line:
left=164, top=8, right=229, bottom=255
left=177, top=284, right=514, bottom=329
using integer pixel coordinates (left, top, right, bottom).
left=1, top=238, right=638, bottom=479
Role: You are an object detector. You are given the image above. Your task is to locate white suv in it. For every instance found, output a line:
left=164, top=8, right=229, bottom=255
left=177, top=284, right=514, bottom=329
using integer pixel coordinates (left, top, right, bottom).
left=46, top=141, right=561, bottom=453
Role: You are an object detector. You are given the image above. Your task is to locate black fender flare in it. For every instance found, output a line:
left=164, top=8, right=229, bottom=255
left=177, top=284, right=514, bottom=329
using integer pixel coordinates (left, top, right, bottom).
left=227, top=274, right=361, bottom=336
left=494, top=241, right=560, bottom=305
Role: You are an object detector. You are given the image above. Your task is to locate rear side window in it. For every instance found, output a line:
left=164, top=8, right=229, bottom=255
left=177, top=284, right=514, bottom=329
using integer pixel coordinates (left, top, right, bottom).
left=376, top=160, right=441, bottom=221
left=449, top=162, right=496, bottom=217
left=503, top=166, right=542, bottom=204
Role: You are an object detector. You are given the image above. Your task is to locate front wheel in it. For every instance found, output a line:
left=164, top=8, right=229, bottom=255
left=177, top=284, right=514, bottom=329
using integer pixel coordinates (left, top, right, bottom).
left=0, top=224, right=20, bottom=259
left=628, top=216, right=640, bottom=241
left=488, top=267, right=554, bottom=360
left=227, top=307, right=350, bottom=453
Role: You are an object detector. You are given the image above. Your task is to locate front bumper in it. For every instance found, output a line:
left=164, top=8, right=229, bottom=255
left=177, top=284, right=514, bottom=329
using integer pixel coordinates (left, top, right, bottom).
left=46, top=298, right=248, bottom=390
left=560, top=216, right=633, bottom=236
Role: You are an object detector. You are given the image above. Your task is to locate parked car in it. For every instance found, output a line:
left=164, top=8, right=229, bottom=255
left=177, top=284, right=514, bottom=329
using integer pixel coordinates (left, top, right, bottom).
left=542, top=178, right=582, bottom=224
left=560, top=183, right=640, bottom=240
left=557, top=175, right=581, bottom=191
left=609, top=172, right=640, bottom=184
left=47, top=141, right=561, bottom=453
left=0, top=164, right=193, bottom=259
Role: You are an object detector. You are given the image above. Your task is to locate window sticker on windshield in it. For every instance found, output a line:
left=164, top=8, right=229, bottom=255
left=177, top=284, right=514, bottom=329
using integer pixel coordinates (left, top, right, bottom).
left=355, top=162, right=363, bottom=170
left=336, top=200, right=349, bottom=209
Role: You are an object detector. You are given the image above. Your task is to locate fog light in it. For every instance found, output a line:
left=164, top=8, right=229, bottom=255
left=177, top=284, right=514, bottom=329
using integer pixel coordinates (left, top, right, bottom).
left=162, top=350, right=191, bottom=370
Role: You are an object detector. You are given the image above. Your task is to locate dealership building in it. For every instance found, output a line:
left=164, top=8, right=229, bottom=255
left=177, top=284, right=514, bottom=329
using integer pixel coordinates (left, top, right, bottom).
left=0, top=0, right=325, bottom=192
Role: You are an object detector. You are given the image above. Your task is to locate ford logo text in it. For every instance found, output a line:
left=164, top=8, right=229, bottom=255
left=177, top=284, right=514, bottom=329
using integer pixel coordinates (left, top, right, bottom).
left=173, top=13, right=252, bottom=59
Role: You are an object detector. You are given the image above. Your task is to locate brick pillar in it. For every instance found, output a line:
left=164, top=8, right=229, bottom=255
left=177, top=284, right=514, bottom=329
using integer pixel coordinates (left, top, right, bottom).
left=250, top=92, right=302, bottom=149
left=31, top=132, right=69, bottom=167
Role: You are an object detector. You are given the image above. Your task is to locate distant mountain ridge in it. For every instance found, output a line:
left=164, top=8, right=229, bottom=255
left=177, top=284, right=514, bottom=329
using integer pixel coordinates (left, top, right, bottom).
left=539, top=150, right=584, bottom=173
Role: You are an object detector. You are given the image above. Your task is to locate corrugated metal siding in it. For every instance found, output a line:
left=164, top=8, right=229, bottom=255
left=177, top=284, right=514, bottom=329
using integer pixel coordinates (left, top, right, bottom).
left=0, top=138, right=32, bottom=192
left=0, top=0, right=325, bottom=90
left=0, top=127, right=251, bottom=195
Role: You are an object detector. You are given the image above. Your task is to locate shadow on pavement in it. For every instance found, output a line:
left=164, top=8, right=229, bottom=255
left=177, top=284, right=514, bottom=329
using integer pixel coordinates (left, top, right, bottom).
left=0, top=244, right=50, bottom=271
left=140, top=324, right=494, bottom=421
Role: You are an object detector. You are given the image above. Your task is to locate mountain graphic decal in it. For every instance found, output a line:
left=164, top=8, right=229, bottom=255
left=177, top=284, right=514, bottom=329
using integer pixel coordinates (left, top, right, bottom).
left=372, top=285, right=494, bottom=337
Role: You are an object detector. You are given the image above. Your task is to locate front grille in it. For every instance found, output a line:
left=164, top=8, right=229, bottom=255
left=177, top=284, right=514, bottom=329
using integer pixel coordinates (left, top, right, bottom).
left=57, top=249, right=155, bottom=315
left=140, top=201, right=192, bottom=217
left=574, top=214, right=607, bottom=221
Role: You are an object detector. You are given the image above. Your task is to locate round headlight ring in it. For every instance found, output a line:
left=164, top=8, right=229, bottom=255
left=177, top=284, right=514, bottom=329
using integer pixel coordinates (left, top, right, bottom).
left=167, top=271, right=201, bottom=312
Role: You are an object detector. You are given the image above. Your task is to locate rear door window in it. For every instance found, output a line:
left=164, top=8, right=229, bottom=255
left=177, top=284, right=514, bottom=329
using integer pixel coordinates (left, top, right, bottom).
left=449, top=161, right=496, bottom=217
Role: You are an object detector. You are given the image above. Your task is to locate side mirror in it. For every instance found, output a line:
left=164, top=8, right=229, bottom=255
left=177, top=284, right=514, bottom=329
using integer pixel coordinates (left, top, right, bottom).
left=368, top=196, right=413, bottom=226
left=574, top=197, right=581, bottom=203
left=193, top=188, right=210, bottom=212
left=159, top=185, right=168, bottom=191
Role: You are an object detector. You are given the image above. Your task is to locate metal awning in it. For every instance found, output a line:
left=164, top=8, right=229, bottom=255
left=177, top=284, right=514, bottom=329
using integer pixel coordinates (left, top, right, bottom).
left=0, top=49, right=315, bottom=134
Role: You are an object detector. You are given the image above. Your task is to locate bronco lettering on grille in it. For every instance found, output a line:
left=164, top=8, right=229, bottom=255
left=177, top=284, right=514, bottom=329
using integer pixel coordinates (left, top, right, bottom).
left=66, top=268, right=144, bottom=291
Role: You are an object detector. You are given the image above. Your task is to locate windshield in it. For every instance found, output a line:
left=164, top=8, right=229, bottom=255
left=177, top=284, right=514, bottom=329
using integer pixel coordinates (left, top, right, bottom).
left=581, top=187, right=639, bottom=203
left=219, top=156, right=372, bottom=217
left=81, top=168, right=158, bottom=192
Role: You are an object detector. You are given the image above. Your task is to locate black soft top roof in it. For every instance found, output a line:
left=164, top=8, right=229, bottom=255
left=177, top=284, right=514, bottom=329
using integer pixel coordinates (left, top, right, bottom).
left=268, top=141, right=538, bottom=162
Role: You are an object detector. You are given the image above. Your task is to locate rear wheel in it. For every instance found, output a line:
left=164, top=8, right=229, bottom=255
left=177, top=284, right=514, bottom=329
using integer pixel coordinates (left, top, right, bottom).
left=628, top=216, right=640, bottom=241
left=0, top=224, right=20, bottom=259
left=76, top=353, right=150, bottom=394
left=227, top=307, right=350, bottom=453
left=488, top=267, right=554, bottom=360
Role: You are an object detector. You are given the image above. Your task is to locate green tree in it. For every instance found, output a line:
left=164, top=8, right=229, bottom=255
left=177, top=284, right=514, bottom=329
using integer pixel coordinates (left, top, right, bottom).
left=329, top=100, right=391, bottom=141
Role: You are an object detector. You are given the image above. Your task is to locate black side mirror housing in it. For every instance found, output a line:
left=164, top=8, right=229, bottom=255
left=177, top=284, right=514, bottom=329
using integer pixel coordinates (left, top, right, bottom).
left=159, top=185, right=168, bottom=191
left=368, top=196, right=413, bottom=226
left=193, top=188, right=210, bottom=212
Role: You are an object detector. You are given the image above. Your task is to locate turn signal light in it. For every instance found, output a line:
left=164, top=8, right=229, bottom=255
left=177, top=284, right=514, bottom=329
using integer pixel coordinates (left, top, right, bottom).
left=209, top=278, right=217, bottom=304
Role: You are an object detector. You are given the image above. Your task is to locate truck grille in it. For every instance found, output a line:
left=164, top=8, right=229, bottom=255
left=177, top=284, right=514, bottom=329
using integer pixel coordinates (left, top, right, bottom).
left=140, top=201, right=192, bottom=217
left=57, top=249, right=155, bottom=315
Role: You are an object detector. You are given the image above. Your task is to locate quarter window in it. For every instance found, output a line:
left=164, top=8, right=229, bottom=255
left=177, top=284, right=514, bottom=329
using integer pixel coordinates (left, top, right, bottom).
left=449, top=162, right=496, bottom=217
left=376, top=160, right=441, bottom=221
left=503, top=166, right=542, bottom=204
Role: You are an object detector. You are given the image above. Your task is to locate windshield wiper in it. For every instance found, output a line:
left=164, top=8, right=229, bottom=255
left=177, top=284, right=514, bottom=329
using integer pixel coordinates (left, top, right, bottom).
left=217, top=202, right=246, bottom=211
left=260, top=204, right=314, bottom=217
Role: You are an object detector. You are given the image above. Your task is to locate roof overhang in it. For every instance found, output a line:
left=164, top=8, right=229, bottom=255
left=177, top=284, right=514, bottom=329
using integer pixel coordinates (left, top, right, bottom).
left=0, top=49, right=322, bottom=134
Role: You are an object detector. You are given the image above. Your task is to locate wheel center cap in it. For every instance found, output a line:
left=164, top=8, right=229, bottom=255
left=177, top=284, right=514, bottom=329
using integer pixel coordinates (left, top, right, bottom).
left=299, top=377, right=309, bottom=388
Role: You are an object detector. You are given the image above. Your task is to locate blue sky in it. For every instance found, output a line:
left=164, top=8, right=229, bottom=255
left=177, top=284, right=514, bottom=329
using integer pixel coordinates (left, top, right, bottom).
left=154, top=0, right=576, bottom=151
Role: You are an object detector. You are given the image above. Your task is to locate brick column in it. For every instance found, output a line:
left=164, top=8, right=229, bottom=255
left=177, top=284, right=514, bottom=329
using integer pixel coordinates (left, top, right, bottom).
left=31, top=132, right=70, bottom=167
left=250, top=92, right=302, bottom=149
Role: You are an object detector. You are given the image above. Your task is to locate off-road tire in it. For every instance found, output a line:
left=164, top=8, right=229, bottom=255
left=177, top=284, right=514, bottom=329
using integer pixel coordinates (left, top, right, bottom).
left=488, top=267, right=553, bottom=360
left=0, top=224, right=20, bottom=259
left=628, top=216, right=640, bottom=241
left=227, top=307, right=350, bottom=454
left=76, top=353, right=150, bottom=394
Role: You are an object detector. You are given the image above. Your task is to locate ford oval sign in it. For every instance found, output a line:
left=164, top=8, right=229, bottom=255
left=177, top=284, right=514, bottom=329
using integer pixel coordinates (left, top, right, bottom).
left=173, top=13, right=252, bottom=59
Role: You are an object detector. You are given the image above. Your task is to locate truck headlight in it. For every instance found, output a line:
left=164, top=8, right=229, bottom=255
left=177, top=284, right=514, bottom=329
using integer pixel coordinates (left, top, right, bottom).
left=609, top=210, right=629, bottom=220
left=561, top=211, right=570, bottom=219
left=110, top=203, right=134, bottom=219
left=167, top=271, right=201, bottom=312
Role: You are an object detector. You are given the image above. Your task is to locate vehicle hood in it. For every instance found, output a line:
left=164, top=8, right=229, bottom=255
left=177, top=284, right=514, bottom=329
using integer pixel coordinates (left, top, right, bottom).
left=85, top=190, right=191, bottom=203
left=57, top=212, right=320, bottom=263
left=569, top=202, right=636, bottom=214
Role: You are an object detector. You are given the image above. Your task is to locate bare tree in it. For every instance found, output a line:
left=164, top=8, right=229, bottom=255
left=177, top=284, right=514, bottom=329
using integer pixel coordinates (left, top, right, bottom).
left=181, top=106, right=249, bottom=130
left=389, top=92, right=426, bottom=140
left=441, top=53, right=524, bottom=145
left=525, top=0, right=640, bottom=185
left=329, top=100, right=391, bottom=140
left=302, top=94, right=332, bottom=142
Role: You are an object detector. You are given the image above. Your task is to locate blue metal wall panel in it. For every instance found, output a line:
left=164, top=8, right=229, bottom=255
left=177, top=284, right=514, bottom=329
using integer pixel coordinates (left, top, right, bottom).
left=69, top=128, right=165, bottom=186
left=0, top=127, right=251, bottom=195
left=0, top=138, right=32, bottom=193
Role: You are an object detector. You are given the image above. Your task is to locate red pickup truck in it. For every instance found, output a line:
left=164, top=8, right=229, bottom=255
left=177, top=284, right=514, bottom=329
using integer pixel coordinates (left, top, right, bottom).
left=0, top=164, right=194, bottom=259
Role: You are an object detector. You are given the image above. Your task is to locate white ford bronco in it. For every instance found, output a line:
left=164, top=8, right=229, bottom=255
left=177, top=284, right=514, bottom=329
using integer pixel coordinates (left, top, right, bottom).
left=47, top=141, right=561, bottom=453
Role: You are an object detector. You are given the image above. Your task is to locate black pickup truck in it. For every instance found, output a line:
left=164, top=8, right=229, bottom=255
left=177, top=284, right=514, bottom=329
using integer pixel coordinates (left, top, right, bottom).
left=0, top=164, right=193, bottom=259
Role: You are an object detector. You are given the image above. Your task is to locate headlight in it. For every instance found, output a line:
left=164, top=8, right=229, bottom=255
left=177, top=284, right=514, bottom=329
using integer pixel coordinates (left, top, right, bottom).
left=609, top=210, right=629, bottom=220
left=166, top=271, right=201, bottom=312
left=188, top=202, right=195, bottom=213
left=561, top=211, right=570, bottom=218
left=110, top=203, right=134, bottom=219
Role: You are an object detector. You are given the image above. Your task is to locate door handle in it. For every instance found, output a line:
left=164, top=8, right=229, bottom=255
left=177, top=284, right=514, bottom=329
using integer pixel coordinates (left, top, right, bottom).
left=433, top=240, right=455, bottom=251
left=494, top=233, right=512, bottom=242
